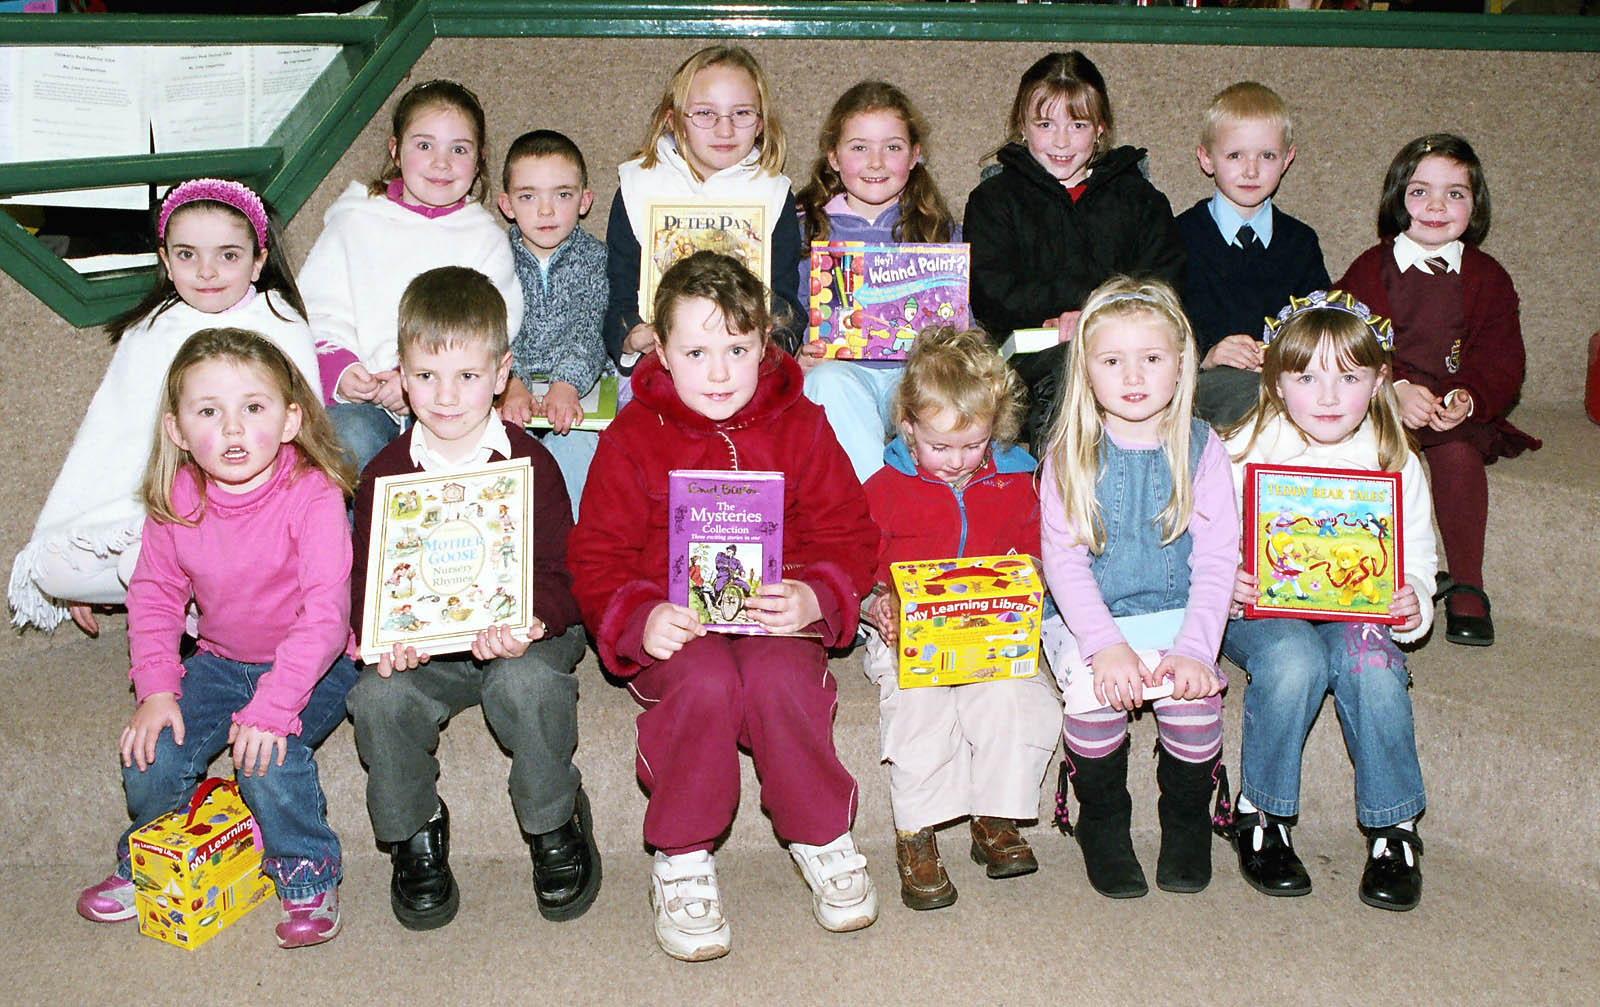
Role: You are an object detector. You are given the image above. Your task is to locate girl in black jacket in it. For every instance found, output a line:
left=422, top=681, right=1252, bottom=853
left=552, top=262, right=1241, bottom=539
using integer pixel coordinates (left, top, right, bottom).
left=965, top=51, right=1185, bottom=444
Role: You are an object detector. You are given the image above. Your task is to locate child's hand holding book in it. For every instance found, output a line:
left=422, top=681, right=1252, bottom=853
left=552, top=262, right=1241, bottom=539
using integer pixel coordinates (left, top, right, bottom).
left=644, top=602, right=707, bottom=660
left=743, top=579, right=821, bottom=636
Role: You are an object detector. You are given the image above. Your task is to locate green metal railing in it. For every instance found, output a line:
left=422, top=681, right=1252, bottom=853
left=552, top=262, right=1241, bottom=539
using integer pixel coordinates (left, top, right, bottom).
left=3, top=0, right=1598, bottom=327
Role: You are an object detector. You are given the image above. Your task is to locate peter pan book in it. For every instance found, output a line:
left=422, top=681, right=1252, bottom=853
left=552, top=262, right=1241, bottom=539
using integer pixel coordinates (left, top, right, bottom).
left=640, top=200, right=768, bottom=321
left=668, top=470, right=783, bottom=635
left=889, top=555, right=1043, bottom=689
left=359, top=458, right=536, bottom=662
left=1242, top=463, right=1405, bottom=625
left=522, top=373, right=620, bottom=432
left=807, top=242, right=970, bottom=361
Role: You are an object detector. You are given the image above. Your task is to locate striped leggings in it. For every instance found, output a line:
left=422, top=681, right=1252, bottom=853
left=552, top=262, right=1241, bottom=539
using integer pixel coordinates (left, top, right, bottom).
left=1063, top=694, right=1223, bottom=763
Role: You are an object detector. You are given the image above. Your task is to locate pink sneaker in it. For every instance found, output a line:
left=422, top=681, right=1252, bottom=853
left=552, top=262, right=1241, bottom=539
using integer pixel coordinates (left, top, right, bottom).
left=275, top=888, right=341, bottom=949
left=77, top=874, right=137, bottom=923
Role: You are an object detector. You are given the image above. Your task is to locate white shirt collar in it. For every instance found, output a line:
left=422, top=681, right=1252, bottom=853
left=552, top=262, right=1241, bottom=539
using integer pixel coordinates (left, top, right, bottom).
left=1208, top=192, right=1273, bottom=248
left=1393, top=232, right=1462, bottom=274
left=407, top=413, right=511, bottom=473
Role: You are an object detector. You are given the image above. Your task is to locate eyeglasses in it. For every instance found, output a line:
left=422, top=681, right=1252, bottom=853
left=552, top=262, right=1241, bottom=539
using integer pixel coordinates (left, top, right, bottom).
left=683, top=108, right=761, bottom=130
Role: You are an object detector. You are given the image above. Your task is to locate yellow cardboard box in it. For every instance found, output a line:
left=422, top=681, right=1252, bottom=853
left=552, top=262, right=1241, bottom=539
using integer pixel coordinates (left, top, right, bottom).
left=129, top=778, right=273, bottom=950
left=891, top=555, right=1044, bottom=688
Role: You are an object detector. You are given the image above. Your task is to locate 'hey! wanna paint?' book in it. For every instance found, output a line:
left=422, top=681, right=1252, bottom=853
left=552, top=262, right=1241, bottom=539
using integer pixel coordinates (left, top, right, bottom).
left=808, top=242, right=970, bottom=361
left=1242, top=463, right=1405, bottom=625
left=641, top=200, right=768, bottom=321
left=360, top=458, right=536, bottom=661
left=668, top=470, right=783, bottom=634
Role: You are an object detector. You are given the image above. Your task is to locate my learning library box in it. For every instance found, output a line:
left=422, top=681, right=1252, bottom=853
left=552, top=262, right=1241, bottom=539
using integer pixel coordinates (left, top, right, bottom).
left=889, top=556, right=1044, bottom=688
left=129, top=778, right=273, bottom=949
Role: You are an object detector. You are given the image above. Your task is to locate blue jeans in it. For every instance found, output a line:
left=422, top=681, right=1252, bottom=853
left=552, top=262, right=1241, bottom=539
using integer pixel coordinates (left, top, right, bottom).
left=539, top=428, right=598, bottom=523
left=329, top=401, right=403, bottom=476
left=1222, top=617, right=1424, bottom=828
left=114, top=651, right=360, bottom=899
left=802, top=362, right=903, bottom=483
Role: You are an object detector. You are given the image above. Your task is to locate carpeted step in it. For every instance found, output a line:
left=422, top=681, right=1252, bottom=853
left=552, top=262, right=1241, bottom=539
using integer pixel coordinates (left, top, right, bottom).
left=8, top=613, right=1596, bottom=894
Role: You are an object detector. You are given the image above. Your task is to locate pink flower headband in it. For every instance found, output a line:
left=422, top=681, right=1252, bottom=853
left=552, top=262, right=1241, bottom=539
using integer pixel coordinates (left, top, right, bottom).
left=157, top=178, right=269, bottom=250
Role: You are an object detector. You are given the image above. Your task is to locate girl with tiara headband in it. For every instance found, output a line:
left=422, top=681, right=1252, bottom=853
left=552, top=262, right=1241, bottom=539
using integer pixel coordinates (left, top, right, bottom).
left=9, top=178, right=319, bottom=634
left=1220, top=291, right=1437, bottom=912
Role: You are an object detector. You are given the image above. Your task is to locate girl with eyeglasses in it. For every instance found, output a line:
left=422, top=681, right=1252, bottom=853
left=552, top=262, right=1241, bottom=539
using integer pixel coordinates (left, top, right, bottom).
left=603, top=46, right=806, bottom=374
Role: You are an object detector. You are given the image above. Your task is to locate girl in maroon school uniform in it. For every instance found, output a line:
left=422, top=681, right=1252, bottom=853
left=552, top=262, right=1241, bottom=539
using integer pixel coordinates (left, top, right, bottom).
left=1338, top=134, right=1538, bottom=648
left=569, top=251, right=879, bottom=962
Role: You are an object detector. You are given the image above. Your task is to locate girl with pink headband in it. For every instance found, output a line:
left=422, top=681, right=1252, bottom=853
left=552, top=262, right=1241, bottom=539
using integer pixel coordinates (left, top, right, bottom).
left=8, top=177, right=320, bottom=634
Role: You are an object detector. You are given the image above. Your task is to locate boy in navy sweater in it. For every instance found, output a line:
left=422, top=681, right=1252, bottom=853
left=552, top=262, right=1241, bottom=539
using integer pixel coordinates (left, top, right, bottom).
left=1176, top=83, right=1329, bottom=427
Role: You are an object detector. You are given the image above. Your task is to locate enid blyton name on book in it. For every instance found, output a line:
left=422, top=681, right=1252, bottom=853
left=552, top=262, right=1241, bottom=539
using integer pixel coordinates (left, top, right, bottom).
left=685, top=481, right=766, bottom=498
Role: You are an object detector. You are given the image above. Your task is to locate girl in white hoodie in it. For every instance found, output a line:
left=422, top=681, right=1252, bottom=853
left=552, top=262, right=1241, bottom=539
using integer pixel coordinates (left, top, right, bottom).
left=298, top=79, right=521, bottom=473
left=1220, top=291, right=1437, bottom=913
left=603, top=46, right=805, bottom=373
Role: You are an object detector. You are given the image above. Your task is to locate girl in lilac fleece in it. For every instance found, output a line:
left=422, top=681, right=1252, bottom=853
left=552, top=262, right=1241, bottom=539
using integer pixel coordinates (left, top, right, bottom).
left=1038, top=278, right=1237, bottom=899
left=76, top=329, right=360, bottom=950
left=795, top=82, right=960, bottom=482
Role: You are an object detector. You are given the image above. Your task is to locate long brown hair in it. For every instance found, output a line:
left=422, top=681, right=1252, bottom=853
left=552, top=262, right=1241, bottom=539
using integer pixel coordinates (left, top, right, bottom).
left=368, top=78, right=490, bottom=204
left=797, top=81, right=953, bottom=244
left=998, top=51, right=1114, bottom=160
left=143, top=328, right=355, bottom=526
left=1223, top=308, right=1410, bottom=472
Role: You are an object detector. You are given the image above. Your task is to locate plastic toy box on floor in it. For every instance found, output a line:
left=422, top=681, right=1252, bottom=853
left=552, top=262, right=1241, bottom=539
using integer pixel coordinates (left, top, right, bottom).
left=129, top=777, right=273, bottom=949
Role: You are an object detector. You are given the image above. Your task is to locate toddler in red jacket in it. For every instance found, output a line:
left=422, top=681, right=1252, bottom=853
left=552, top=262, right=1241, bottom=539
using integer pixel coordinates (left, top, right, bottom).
left=568, top=251, right=879, bottom=962
left=860, top=327, right=1060, bottom=911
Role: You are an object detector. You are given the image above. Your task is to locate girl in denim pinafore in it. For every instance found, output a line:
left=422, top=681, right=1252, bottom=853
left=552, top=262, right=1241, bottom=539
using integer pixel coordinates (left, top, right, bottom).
left=1039, top=278, right=1238, bottom=899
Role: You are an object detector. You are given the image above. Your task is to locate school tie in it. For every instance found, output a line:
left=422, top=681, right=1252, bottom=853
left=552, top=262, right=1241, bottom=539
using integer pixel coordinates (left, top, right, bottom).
left=1423, top=255, right=1452, bottom=274
left=1236, top=223, right=1262, bottom=251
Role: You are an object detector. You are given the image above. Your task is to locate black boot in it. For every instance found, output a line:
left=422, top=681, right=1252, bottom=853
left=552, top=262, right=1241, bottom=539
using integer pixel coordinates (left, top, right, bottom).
left=530, top=787, right=602, bottom=922
left=1064, top=738, right=1147, bottom=899
left=391, top=800, right=460, bottom=930
left=1156, top=748, right=1220, bottom=894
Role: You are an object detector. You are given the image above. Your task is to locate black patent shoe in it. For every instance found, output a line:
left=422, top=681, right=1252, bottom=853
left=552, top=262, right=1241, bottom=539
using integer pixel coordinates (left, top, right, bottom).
left=531, top=788, right=602, bottom=922
left=1439, top=583, right=1494, bottom=647
left=1360, top=826, right=1423, bottom=911
left=1232, top=808, right=1312, bottom=897
left=391, top=801, right=460, bottom=930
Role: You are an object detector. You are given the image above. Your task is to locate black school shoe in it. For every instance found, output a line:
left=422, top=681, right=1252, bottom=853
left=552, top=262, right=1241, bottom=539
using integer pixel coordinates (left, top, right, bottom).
left=391, top=801, right=460, bottom=930
left=1231, top=807, right=1312, bottom=897
left=1438, top=582, right=1495, bottom=647
left=530, top=787, right=602, bottom=922
left=1360, top=826, right=1423, bottom=911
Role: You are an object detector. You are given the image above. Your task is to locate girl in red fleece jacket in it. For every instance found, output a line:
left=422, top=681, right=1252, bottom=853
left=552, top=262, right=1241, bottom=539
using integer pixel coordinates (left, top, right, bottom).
left=568, top=251, right=879, bottom=962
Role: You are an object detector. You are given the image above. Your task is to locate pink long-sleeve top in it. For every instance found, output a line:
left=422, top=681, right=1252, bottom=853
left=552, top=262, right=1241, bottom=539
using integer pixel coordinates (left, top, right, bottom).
left=1039, top=429, right=1238, bottom=669
left=126, top=445, right=354, bottom=737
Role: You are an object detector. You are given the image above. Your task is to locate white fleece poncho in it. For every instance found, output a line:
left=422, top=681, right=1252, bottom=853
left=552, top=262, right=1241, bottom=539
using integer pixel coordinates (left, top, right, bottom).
left=8, top=289, right=319, bottom=630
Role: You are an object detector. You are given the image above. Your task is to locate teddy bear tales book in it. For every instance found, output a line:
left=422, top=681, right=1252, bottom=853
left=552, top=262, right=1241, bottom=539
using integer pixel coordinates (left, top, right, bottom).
left=808, top=242, right=970, bottom=361
left=1242, top=463, right=1405, bottom=625
left=359, top=458, right=538, bottom=662
left=668, top=470, right=783, bottom=635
